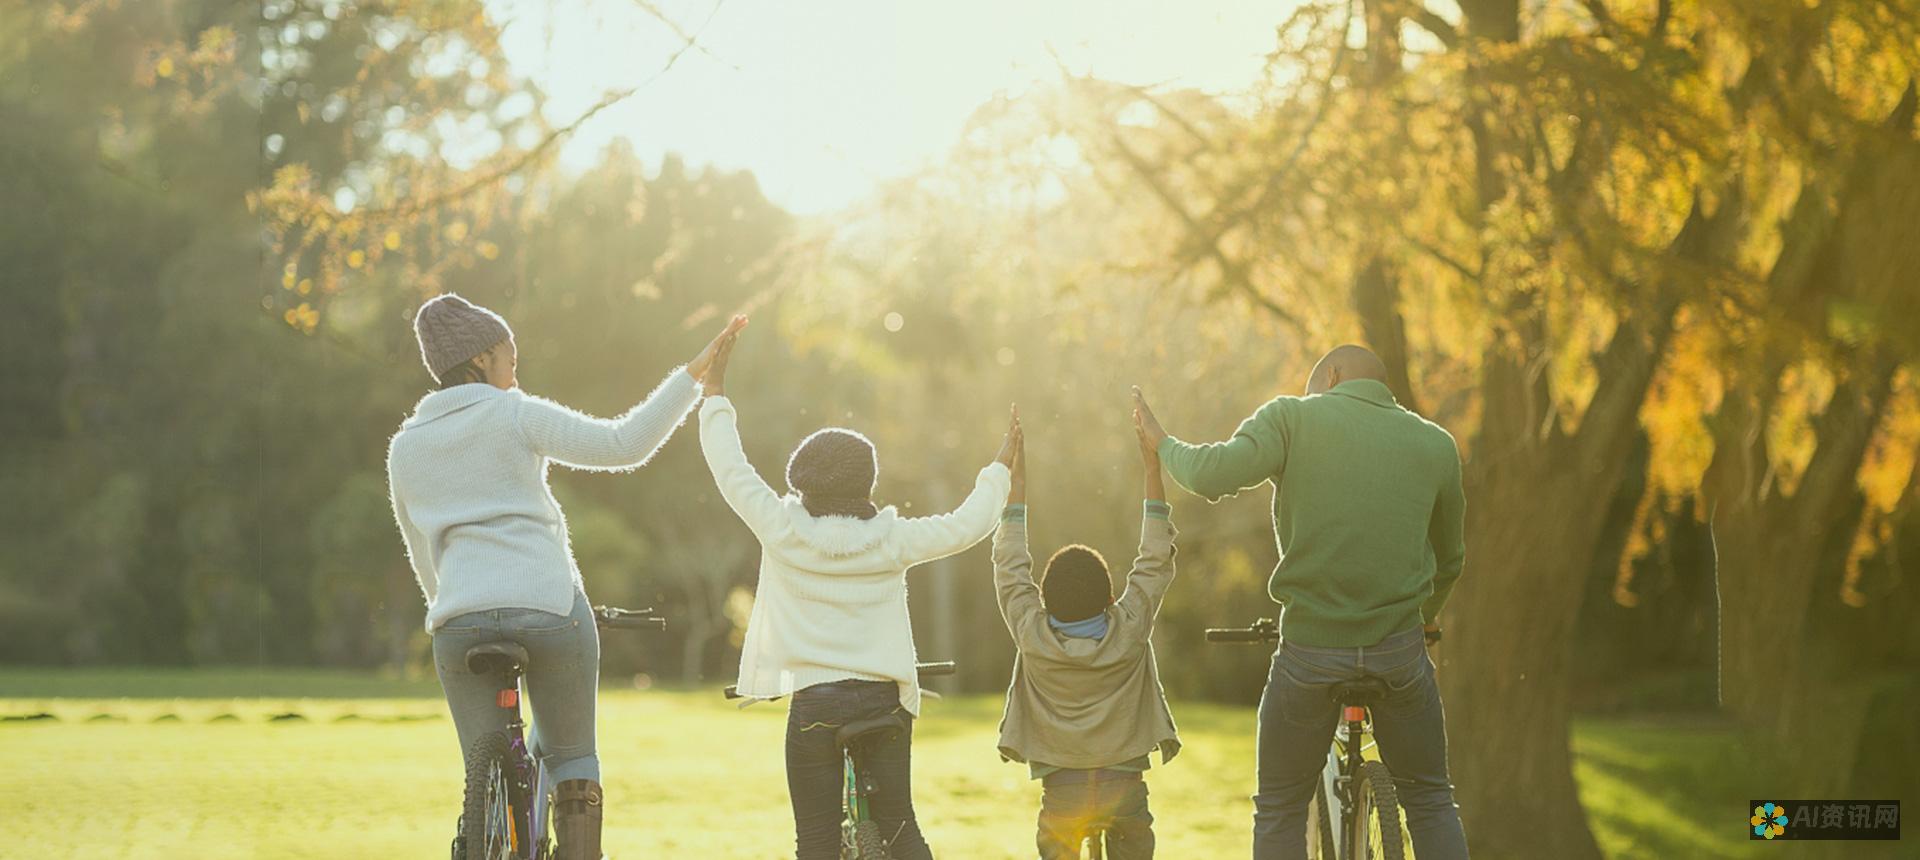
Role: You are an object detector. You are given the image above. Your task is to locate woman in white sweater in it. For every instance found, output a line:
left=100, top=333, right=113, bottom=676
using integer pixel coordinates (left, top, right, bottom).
left=696, top=334, right=1018, bottom=860
left=386, top=293, right=743, bottom=860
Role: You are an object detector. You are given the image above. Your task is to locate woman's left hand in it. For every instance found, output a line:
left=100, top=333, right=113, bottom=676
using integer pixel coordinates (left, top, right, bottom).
left=689, top=315, right=748, bottom=385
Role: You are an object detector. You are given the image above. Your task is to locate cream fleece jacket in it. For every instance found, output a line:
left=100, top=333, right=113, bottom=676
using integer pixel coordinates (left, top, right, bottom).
left=699, top=395, right=1011, bottom=715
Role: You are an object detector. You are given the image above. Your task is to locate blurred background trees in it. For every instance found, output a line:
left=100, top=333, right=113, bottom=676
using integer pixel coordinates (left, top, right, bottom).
left=2, top=1, right=1915, bottom=856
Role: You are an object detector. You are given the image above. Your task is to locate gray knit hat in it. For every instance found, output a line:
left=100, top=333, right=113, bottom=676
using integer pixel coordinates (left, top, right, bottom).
left=413, top=294, right=513, bottom=382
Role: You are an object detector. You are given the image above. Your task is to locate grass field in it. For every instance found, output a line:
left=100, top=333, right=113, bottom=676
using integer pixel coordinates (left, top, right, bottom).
left=0, top=670, right=1782, bottom=859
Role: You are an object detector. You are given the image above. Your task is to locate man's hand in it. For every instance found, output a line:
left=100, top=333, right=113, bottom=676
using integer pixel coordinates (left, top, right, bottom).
left=1008, top=411, right=1026, bottom=505
left=1131, top=386, right=1167, bottom=451
left=688, top=315, right=749, bottom=390
left=994, top=404, right=1023, bottom=471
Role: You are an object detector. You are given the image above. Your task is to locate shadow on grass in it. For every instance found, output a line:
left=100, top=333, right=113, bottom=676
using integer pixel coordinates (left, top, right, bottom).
left=1572, top=716, right=1766, bottom=860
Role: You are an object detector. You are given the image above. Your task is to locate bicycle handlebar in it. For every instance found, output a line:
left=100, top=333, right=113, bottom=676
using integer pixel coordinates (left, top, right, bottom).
left=723, top=662, right=957, bottom=700
left=592, top=605, right=667, bottom=631
left=1205, top=618, right=1280, bottom=644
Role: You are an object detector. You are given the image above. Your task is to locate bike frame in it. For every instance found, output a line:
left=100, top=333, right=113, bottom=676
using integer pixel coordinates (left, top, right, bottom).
left=489, top=667, right=541, bottom=859
left=724, top=661, right=954, bottom=860
left=459, top=605, right=664, bottom=860
left=1336, top=701, right=1369, bottom=858
left=1206, top=619, right=1401, bottom=860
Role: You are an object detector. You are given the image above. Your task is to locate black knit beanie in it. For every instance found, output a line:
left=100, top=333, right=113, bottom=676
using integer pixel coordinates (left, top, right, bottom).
left=786, top=428, right=879, bottom=520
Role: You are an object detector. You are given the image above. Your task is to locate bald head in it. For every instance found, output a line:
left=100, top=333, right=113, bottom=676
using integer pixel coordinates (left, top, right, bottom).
left=1305, top=344, right=1388, bottom=394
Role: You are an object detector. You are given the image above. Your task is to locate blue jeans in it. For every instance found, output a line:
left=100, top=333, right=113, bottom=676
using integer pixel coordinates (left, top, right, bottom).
left=432, top=591, right=601, bottom=784
left=1253, top=626, right=1469, bottom=860
left=786, top=679, right=930, bottom=860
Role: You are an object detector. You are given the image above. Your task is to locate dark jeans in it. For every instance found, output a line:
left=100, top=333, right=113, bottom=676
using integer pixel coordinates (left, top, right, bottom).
left=1036, top=770, right=1154, bottom=859
left=787, top=679, right=930, bottom=860
left=1253, top=626, right=1469, bottom=860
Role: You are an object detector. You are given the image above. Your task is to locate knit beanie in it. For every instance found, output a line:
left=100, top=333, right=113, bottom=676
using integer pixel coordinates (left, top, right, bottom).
left=414, top=294, right=513, bottom=382
left=786, top=428, right=880, bottom=520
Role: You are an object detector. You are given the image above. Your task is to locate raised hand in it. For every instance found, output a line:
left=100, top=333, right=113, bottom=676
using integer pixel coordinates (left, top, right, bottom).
left=1008, top=407, right=1026, bottom=505
left=1132, top=386, right=1166, bottom=452
left=1133, top=388, right=1165, bottom=502
left=994, top=404, right=1023, bottom=470
left=688, top=314, right=749, bottom=386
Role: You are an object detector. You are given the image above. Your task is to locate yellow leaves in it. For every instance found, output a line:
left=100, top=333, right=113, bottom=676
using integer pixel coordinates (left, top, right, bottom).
left=155, top=56, right=175, bottom=79
left=297, top=279, right=313, bottom=296
left=1766, top=359, right=1837, bottom=497
left=384, top=230, right=402, bottom=251
left=476, top=240, right=500, bottom=260
left=282, top=302, right=320, bottom=333
left=444, top=220, right=469, bottom=243
left=191, top=26, right=237, bottom=68
left=346, top=249, right=366, bottom=269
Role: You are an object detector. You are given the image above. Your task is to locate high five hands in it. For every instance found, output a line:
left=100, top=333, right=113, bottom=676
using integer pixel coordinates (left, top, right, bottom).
left=689, top=314, right=749, bottom=396
left=1132, top=387, right=1166, bottom=502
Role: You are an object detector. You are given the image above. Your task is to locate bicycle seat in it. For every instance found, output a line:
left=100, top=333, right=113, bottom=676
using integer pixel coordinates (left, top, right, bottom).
left=1329, top=676, right=1390, bottom=707
left=834, top=713, right=907, bottom=749
left=464, top=642, right=529, bottom=675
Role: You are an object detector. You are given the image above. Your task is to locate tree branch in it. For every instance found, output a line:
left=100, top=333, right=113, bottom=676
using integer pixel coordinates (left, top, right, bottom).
left=1405, top=3, right=1460, bottom=49
left=350, top=0, right=730, bottom=222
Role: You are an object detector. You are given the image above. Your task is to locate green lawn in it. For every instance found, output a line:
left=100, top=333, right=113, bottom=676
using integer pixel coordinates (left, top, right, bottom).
left=1, top=670, right=1778, bottom=859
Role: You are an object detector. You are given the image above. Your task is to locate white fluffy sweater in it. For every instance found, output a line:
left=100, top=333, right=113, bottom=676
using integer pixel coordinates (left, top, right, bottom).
left=699, top=397, right=1010, bottom=715
left=387, top=370, right=700, bottom=631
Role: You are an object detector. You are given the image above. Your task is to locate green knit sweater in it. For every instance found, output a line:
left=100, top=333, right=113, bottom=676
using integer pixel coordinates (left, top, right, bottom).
left=1157, top=379, right=1465, bottom=647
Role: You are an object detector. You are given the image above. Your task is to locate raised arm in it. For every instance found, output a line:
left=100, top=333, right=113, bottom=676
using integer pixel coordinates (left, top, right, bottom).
left=1116, top=405, right=1176, bottom=622
left=1135, top=388, right=1291, bottom=502
left=515, top=369, right=699, bottom=470
left=690, top=318, right=788, bottom=539
left=698, top=397, right=792, bottom=540
left=1421, top=435, right=1467, bottom=627
left=992, top=428, right=1048, bottom=643
left=894, top=407, right=1019, bottom=565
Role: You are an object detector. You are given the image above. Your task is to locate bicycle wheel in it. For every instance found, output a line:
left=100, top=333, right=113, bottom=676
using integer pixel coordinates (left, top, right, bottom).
left=851, top=819, right=889, bottom=859
left=459, top=731, right=521, bottom=860
left=1356, top=761, right=1406, bottom=860
left=1306, top=779, right=1337, bottom=859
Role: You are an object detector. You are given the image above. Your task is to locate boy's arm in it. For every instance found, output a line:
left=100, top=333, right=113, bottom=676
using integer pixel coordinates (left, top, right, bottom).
left=1117, top=413, right=1176, bottom=621
left=1421, top=437, right=1467, bottom=626
left=1114, top=503, right=1177, bottom=623
left=993, top=505, right=1047, bottom=643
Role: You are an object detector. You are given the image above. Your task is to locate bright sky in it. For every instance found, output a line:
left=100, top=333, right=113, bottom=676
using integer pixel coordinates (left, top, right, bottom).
left=487, top=0, right=1290, bottom=214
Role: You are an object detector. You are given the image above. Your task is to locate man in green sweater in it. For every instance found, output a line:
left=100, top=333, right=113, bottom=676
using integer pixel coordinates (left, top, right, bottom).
left=1134, top=344, right=1470, bottom=860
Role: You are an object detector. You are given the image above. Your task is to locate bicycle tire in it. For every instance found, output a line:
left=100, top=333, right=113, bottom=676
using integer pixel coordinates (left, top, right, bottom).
left=852, top=819, right=889, bottom=859
left=1358, top=761, right=1406, bottom=860
left=460, top=731, right=519, bottom=860
left=1307, top=779, right=1337, bottom=859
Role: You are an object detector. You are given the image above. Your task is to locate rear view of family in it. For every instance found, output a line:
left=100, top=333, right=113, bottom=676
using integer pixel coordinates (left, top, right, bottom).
left=386, top=293, right=1473, bottom=860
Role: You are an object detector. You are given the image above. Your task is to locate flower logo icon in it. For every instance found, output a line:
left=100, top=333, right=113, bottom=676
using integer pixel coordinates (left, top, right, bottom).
left=1751, top=802, right=1789, bottom=839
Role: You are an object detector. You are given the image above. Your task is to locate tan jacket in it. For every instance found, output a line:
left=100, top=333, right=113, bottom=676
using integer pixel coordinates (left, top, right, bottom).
left=993, top=504, right=1181, bottom=770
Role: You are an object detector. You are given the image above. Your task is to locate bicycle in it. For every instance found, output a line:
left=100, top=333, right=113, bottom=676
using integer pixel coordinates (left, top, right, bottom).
left=450, top=605, right=667, bottom=860
left=724, top=661, right=956, bottom=860
left=1206, top=619, right=1411, bottom=860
